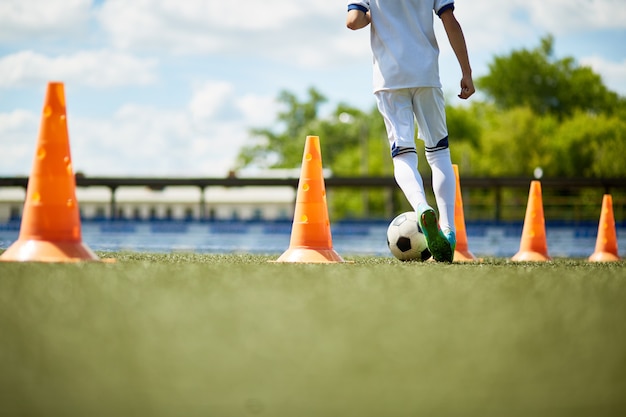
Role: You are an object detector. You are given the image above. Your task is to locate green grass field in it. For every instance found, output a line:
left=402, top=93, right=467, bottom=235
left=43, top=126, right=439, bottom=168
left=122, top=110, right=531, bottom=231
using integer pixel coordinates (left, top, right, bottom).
left=1, top=252, right=625, bottom=417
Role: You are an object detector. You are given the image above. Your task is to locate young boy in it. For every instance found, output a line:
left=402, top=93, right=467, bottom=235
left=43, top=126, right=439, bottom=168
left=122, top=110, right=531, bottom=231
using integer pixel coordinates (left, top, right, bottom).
left=346, top=0, right=475, bottom=262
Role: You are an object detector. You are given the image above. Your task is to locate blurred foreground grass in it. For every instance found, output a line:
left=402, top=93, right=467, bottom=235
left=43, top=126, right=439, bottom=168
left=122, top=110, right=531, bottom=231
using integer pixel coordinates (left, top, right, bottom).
left=1, top=253, right=625, bottom=417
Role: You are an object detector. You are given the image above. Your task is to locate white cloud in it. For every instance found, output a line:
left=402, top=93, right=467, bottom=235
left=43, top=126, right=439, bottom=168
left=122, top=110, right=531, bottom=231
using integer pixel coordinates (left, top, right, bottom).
left=236, top=95, right=279, bottom=127
left=0, top=83, right=279, bottom=176
left=98, top=0, right=305, bottom=53
left=96, top=0, right=351, bottom=68
left=71, top=105, right=195, bottom=175
left=0, top=110, right=39, bottom=175
left=440, top=1, right=626, bottom=54
left=0, top=0, right=92, bottom=41
left=68, top=104, right=249, bottom=176
left=0, top=109, right=37, bottom=131
left=3, top=0, right=624, bottom=64
left=0, top=50, right=158, bottom=89
left=452, top=3, right=535, bottom=51
left=520, top=0, right=626, bottom=34
left=189, top=81, right=235, bottom=123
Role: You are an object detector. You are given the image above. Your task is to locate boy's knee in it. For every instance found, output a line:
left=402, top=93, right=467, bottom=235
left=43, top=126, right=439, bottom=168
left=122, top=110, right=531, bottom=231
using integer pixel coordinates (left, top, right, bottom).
left=425, top=136, right=449, bottom=153
left=391, top=144, right=417, bottom=158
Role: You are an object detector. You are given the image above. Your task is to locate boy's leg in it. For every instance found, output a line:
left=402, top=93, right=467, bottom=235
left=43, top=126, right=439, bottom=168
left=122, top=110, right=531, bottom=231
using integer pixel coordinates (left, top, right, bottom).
left=426, top=149, right=456, bottom=233
left=411, top=87, right=456, bottom=234
left=426, top=149, right=457, bottom=259
left=375, top=89, right=429, bottom=212
left=376, top=88, right=452, bottom=262
left=412, top=87, right=456, bottom=262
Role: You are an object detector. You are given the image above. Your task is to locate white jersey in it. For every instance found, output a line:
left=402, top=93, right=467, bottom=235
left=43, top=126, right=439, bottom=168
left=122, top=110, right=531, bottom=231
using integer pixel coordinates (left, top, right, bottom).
left=348, top=0, right=454, bottom=92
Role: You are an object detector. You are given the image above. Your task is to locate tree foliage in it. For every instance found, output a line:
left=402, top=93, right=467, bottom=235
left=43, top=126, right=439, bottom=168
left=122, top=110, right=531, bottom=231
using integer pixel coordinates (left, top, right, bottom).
left=235, top=87, right=392, bottom=176
left=235, top=88, right=328, bottom=169
left=234, top=36, right=626, bottom=218
left=477, top=35, right=625, bottom=118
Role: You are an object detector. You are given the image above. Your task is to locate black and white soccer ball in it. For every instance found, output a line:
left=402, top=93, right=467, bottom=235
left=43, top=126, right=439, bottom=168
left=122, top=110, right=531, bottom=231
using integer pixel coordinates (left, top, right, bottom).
left=386, top=211, right=432, bottom=261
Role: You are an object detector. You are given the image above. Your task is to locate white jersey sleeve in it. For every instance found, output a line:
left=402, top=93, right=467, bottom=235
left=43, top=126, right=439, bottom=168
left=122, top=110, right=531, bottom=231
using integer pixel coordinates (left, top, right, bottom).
left=347, top=1, right=369, bottom=13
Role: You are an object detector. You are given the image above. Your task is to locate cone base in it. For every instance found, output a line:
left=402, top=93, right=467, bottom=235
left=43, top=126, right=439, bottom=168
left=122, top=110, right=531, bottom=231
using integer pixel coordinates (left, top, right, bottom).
left=454, top=250, right=478, bottom=262
left=511, top=250, right=551, bottom=262
left=0, top=239, right=100, bottom=263
left=588, top=251, right=621, bottom=263
left=274, top=247, right=345, bottom=263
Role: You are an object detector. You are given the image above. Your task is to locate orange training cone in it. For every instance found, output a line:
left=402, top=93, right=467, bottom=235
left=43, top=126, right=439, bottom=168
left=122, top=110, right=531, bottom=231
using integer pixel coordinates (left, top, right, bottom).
left=588, top=194, right=620, bottom=262
left=511, top=180, right=550, bottom=261
left=452, top=164, right=477, bottom=262
left=275, top=136, right=344, bottom=263
left=0, top=82, right=99, bottom=263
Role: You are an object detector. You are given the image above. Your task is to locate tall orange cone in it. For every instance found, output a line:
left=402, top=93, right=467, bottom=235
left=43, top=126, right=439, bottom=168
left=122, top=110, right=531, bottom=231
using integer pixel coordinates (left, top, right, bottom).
left=0, top=82, right=100, bottom=263
left=452, top=164, right=477, bottom=262
left=511, top=180, right=551, bottom=261
left=275, top=136, right=344, bottom=263
left=589, top=194, right=620, bottom=262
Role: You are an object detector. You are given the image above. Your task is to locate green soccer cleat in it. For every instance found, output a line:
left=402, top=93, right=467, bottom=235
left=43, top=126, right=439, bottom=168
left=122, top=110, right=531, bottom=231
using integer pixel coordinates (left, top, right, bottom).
left=443, top=228, right=457, bottom=254
left=418, top=207, right=454, bottom=263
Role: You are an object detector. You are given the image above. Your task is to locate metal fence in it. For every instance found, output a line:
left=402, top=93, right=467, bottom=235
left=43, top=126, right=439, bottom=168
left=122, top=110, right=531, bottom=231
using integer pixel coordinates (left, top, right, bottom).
left=1, top=175, right=625, bottom=224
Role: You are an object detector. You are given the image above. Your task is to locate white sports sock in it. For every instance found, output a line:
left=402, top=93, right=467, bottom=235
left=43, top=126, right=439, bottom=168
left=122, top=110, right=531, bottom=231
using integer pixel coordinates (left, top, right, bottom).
left=392, top=151, right=429, bottom=212
left=426, top=149, right=456, bottom=232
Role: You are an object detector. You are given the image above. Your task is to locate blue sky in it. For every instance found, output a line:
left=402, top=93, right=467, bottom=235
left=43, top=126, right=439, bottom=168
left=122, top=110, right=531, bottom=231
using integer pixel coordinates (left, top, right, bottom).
left=1, top=0, right=625, bottom=177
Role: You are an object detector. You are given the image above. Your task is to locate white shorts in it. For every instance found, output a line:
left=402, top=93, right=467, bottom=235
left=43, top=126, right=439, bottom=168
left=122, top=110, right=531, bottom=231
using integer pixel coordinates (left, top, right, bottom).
left=375, top=87, right=449, bottom=156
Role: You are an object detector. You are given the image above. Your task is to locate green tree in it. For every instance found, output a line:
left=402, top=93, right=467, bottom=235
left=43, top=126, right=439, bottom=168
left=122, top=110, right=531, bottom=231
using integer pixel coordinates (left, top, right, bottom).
left=468, top=105, right=558, bottom=176
left=478, top=35, right=624, bottom=118
left=234, top=35, right=626, bottom=220
left=235, top=87, right=328, bottom=169
left=235, top=88, right=393, bottom=218
left=445, top=102, right=483, bottom=175
left=547, top=111, right=626, bottom=177
left=235, top=87, right=389, bottom=176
